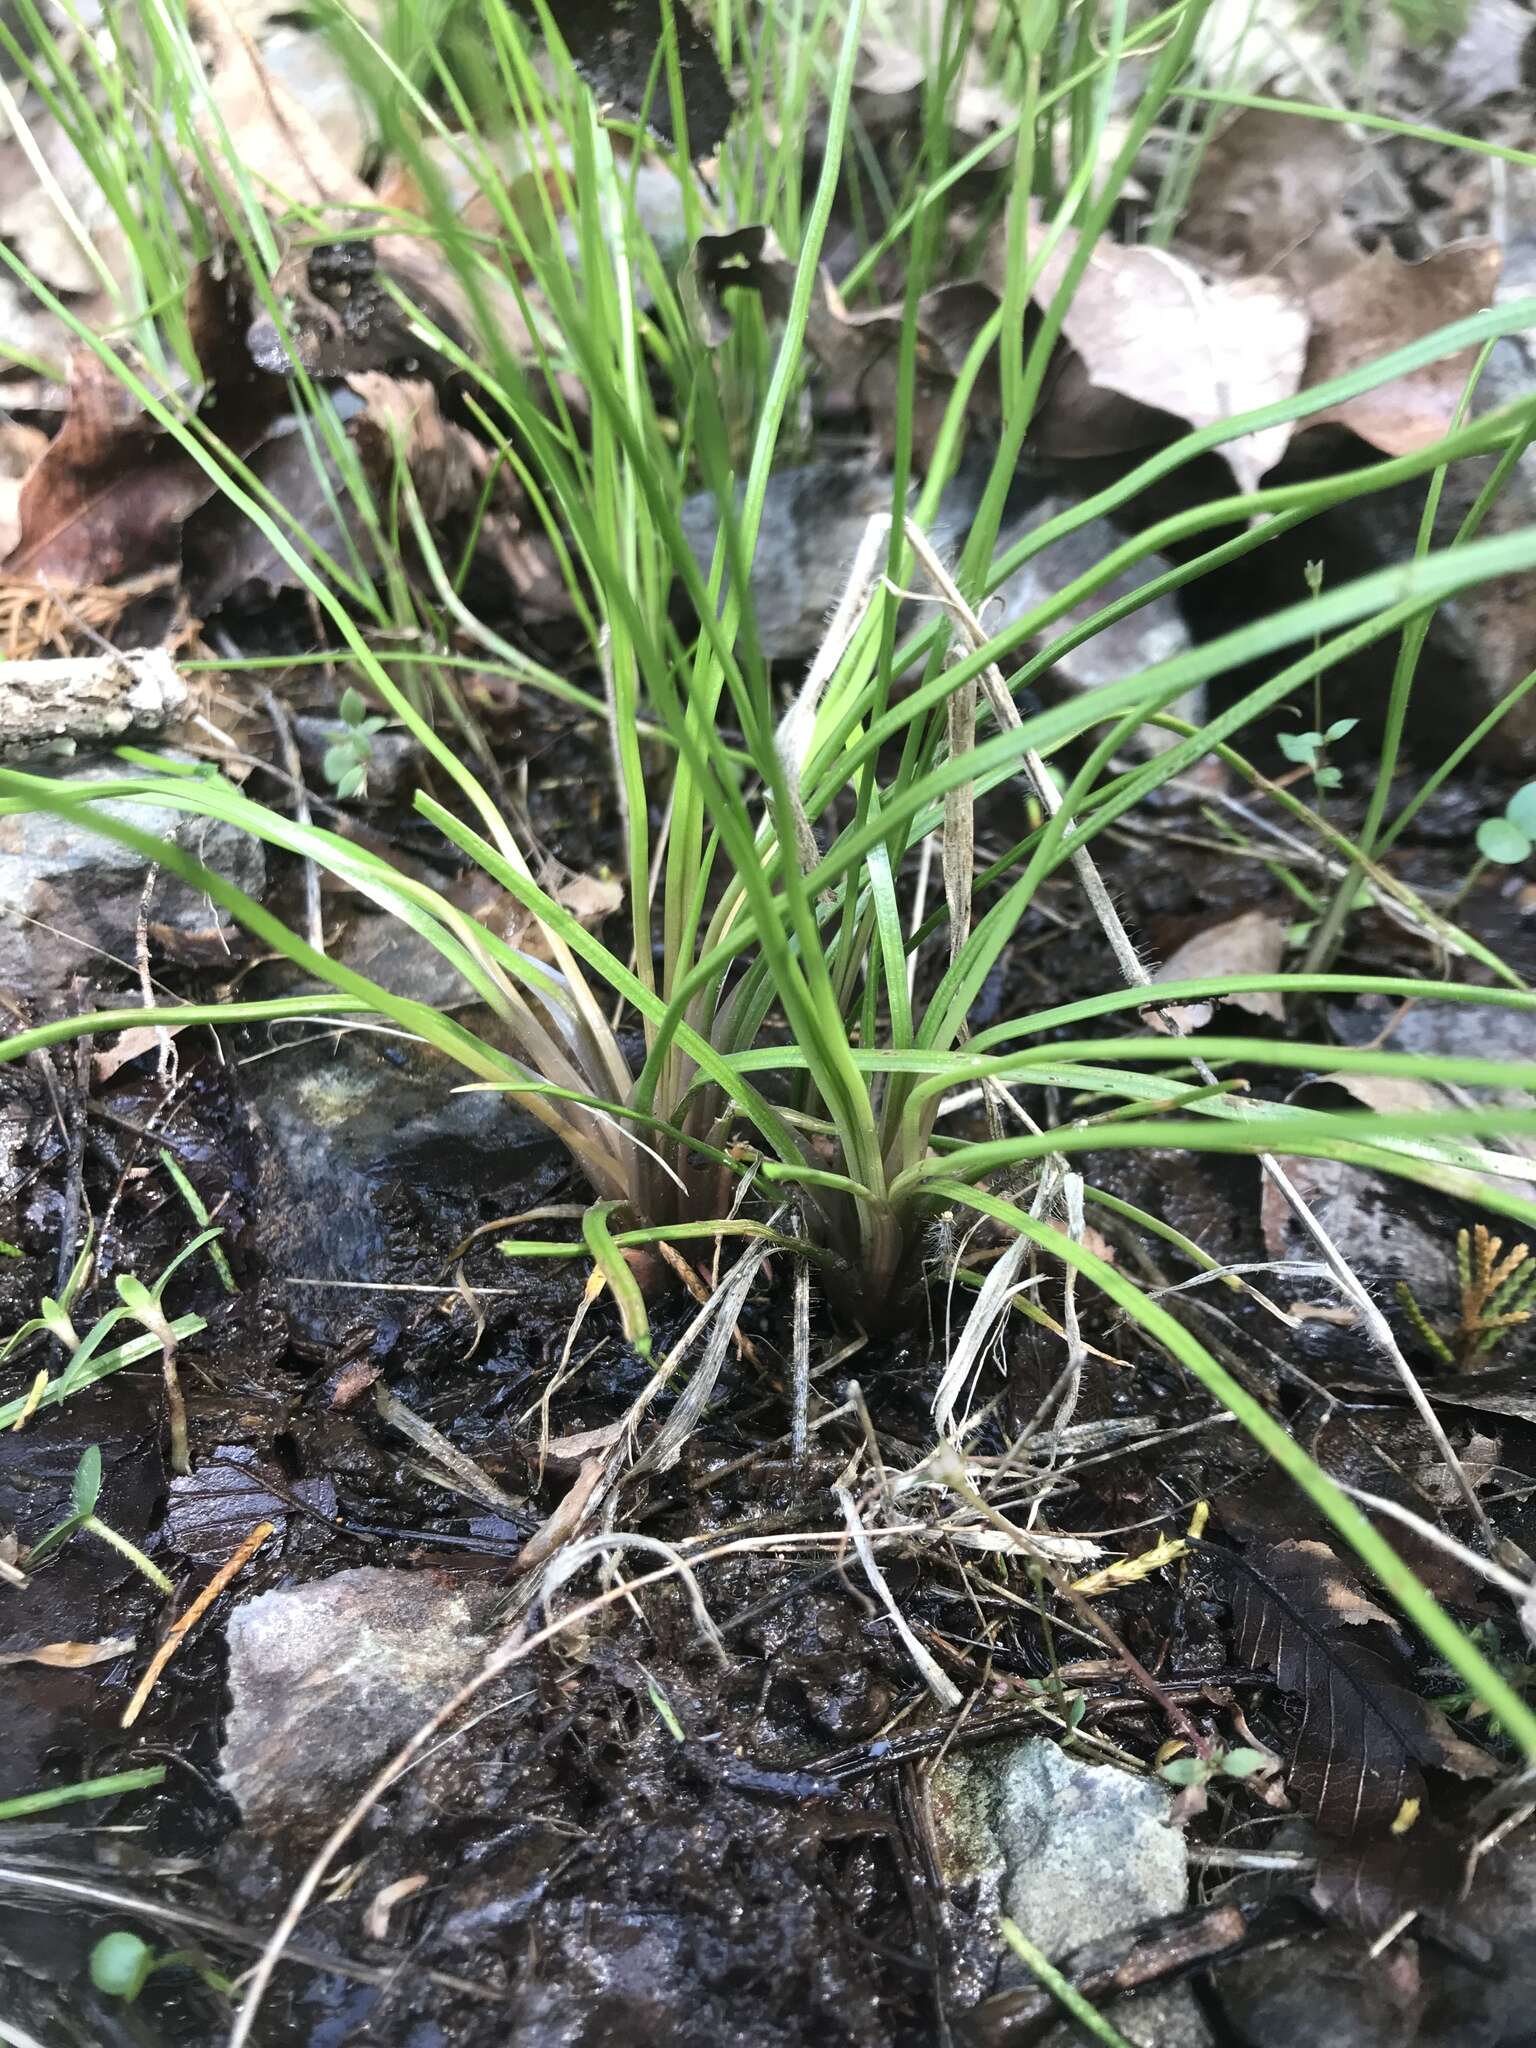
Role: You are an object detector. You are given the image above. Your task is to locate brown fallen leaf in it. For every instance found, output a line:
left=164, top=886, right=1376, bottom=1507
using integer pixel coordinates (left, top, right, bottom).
left=183, top=374, right=480, bottom=610
left=190, top=0, right=366, bottom=216
left=1153, top=908, right=1289, bottom=1026
left=1312, top=1815, right=1470, bottom=1943
left=3, top=351, right=223, bottom=588
left=1014, top=211, right=1310, bottom=491
left=0, top=1634, right=136, bottom=1668
left=4, top=264, right=287, bottom=591
left=1302, top=240, right=1503, bottom=457
left=1207, top=1533, right=1499, bottom=1841
left=1418, top=1429, right=1501, bottom=1507
left=1181, top=106, right=1369, bottom=279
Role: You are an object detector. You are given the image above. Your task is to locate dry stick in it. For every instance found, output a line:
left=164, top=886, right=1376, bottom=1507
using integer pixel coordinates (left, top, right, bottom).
left=121, top=1520, right=275, bottom=1729
left=791, top=1213, right=812, bottom=1463
left=900, top=519, right=1490, bottom=1540
left=259, top=686, right=326, bottom=957
left=134, top=863, right=175, bottom=1087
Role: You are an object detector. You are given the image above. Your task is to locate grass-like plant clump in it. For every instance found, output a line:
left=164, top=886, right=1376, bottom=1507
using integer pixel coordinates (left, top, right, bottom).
left=6, top=0, right=1536, bottom=1847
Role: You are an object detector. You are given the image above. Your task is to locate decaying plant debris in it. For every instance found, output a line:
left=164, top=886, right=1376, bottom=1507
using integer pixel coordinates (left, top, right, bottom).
left=6, top=2, right=1536, bottom=2045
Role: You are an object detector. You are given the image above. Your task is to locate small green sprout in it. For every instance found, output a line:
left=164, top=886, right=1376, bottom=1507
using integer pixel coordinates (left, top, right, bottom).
left=1475, top=781, right=1536, bottom=867
left=25, top=1444, right=173, bottom=1594
left=1277, top=717, right=1357, bottom=793
left=1158, top=1743, right=1270, bottom=1789
left=89, top=1928, right=232, bottom=2005
left=322, top=686, right=388, bottom=800
left=0, top=1230, right=96, bottom=1360
left=1398, top=1222, right=1536, bottom=1370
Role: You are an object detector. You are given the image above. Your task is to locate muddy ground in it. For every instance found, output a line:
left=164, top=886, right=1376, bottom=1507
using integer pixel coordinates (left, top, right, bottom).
left=5, top=651, right=1536, bottom=2046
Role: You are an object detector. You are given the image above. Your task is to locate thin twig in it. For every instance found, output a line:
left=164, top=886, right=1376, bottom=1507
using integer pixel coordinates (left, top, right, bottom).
left=259, top=685, right=325, bottom=956
left=121, top=1520, right=276, bottom=1729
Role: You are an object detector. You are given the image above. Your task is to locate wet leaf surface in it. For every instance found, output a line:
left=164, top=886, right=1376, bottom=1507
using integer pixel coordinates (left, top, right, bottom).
left=1206, top=1527, right=1498, bottom=1839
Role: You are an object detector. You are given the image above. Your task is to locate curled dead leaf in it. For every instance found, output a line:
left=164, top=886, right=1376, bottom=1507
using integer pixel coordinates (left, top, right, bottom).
left=1152, top=909, right=1289, bottom=1027
left=1182, top=106, right=1369, bottom=280
left=1013, top=210, right=1310, bottom=491
left=5, top=352, right=226, bottom=588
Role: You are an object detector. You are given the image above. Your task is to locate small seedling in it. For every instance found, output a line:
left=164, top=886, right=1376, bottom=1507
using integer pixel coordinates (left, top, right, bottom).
left=1277, top=717, right=1357, bottom=793
left=1474, top=781, right=1536, bottom=867
left=321, top=686, right=388, bottom=799
left=1435, top=1621, right=1536, bottom=1736
left=0, top=1230, right=96, bottom=1360
left=1158, top=1742, right=1272, bottom=1789
left=89, top=1929, right=231, bottom=2005
left=0, top=1230, right=216, bottom=1435
left=1398, top=1223, right=1536, bottom=1370
left=159, top=1150, right=237, bottom=1294
left=24, top=1444, right=173, bottom=1593
left=114, top=1266, right=196, bottom=1473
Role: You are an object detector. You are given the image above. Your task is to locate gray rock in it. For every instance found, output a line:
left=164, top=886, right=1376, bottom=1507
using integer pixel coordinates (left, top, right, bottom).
left=980, top=492, right=1195, bottom=720
left=933, top=1736, right=1209, bottom=2043
left=220, top=1565, right=510, bottom=1837
left=680, top=461, right=894, bottom=659
left=0, top=757, right=265, bottom=998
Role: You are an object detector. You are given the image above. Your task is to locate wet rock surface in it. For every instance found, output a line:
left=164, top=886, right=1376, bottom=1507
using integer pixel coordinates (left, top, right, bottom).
left=243, top=1028, right=559, bottom=1348
left=933, top=1735, right=1210, bottom=2046
left=220, top=1565, right=509, bottom=1837
left=0, top=755, right=266, bottom=997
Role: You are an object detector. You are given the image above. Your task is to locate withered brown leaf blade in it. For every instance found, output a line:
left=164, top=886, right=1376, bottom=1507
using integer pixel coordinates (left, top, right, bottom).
left=1206, top=1537, right=1497, bottom=1838
left=523, top=0, right=735, bottom=156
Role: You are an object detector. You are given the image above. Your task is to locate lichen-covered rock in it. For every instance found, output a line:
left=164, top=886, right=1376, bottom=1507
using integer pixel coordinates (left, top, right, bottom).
left=933, top=1735, right=1210, bottom=2046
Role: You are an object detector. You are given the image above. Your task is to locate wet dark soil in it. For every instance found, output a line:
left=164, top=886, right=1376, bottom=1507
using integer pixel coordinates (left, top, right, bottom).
left=4, top=694, right=1536, bottom=2048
